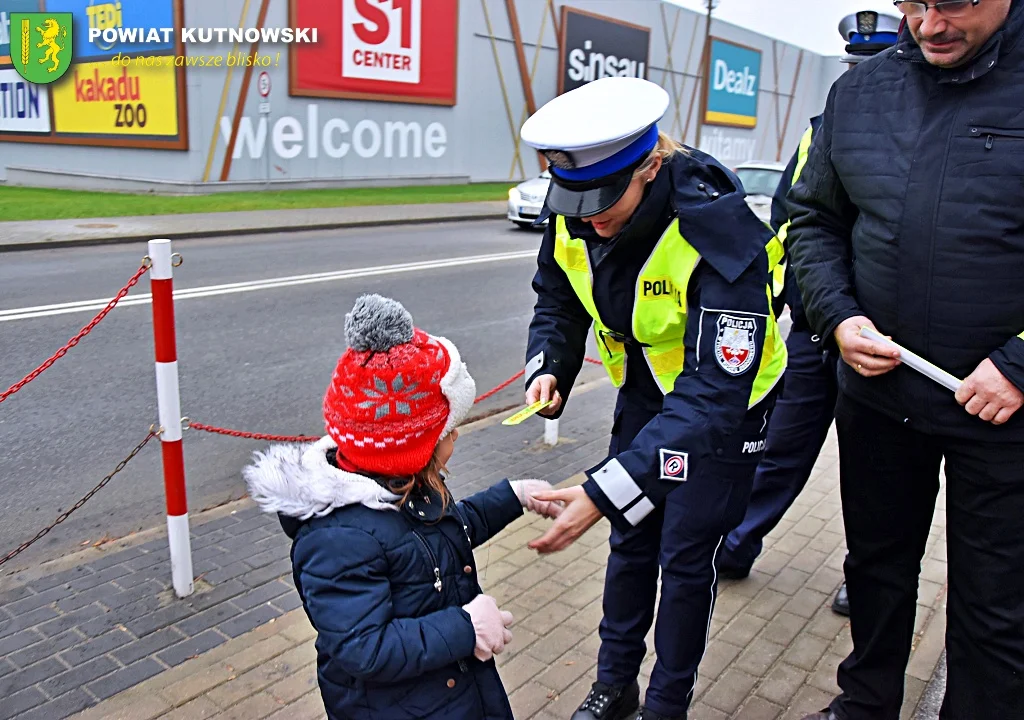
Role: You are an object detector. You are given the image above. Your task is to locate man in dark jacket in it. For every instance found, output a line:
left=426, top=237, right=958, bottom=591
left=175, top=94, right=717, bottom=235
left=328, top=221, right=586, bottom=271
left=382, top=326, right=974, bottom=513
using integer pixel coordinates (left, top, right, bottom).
left=788, top=1, right=1024, bottom=719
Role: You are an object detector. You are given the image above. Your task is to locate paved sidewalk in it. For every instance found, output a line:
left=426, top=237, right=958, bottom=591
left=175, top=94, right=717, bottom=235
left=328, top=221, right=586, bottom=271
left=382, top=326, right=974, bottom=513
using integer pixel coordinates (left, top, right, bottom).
left=54, top=389, right=949, bottom=720
left=0, top=201, right=507, bottom=251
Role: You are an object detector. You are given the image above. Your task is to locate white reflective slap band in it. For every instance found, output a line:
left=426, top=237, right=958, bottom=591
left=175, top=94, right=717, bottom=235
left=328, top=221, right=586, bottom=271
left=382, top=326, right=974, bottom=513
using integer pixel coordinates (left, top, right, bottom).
left=526, top=351, right=545, bottom=379
left=623, top=496, right=655, bottom=526
left=592, top=459, right=642, bottom=510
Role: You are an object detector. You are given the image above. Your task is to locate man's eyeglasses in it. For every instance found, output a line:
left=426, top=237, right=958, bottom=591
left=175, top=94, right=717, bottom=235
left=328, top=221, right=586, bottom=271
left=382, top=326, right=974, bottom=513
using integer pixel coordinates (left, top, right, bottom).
left=894, top=0, right=982, bottom=19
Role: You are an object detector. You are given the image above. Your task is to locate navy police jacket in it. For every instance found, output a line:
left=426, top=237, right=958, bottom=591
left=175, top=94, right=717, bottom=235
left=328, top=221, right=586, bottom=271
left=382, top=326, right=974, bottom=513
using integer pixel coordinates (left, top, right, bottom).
left=243, top=437, right=523, bottom=720
left=787, top=1, right=1024, bottom=441
left=526, top=150, right=783, bottom=532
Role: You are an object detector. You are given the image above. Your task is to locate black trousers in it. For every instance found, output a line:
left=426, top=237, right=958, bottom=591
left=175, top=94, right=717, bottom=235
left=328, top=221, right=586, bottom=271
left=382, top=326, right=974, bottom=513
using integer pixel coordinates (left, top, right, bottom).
left=829, top=392, right=1024, bottom=720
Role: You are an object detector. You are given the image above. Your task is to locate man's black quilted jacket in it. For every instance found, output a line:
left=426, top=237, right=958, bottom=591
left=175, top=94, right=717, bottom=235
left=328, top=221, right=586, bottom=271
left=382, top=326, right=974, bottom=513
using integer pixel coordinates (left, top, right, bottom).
left=788, top=2, right=1024, bottom=441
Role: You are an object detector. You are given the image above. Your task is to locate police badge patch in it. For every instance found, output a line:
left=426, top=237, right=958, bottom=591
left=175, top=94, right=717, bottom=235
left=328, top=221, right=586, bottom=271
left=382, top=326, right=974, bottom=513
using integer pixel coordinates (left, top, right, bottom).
left=659, top=449, right=689, bottom=482
left=714, top=314, right=758, bottom=375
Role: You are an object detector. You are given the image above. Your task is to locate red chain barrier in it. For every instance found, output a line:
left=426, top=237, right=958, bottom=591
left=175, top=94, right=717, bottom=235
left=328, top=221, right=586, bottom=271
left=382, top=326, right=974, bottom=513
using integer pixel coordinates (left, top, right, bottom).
left=1, top=263, right=150, bottom=405
left=186, top=421, right=321, bottom=444
left=185, top=357, right=606, bottom=442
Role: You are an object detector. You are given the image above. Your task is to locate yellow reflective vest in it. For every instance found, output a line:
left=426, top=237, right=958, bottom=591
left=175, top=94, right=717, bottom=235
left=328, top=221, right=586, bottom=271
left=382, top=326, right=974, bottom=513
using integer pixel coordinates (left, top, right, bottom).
left=553, top=215, right=787, bottom=409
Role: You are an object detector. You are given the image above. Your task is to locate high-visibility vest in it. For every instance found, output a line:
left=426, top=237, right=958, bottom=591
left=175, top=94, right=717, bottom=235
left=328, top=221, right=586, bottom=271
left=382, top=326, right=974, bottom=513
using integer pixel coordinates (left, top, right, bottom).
left=553, top=216, right=787, bottom=408
left=772, top=124, right=815, bottom=300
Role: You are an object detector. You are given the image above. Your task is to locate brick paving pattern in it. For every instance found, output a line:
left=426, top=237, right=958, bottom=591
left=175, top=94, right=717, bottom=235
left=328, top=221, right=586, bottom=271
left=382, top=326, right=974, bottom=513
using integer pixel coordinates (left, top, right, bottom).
left=1, top=381, right=949, bottom=719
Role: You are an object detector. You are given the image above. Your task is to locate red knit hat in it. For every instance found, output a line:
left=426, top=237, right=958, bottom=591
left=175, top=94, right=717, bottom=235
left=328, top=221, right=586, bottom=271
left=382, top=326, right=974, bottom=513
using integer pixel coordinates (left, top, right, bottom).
left=323, top=295, right=476, bottom=477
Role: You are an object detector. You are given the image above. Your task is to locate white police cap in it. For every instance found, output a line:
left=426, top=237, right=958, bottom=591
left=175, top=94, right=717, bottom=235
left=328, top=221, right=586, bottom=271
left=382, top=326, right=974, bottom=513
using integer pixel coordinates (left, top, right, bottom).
left=839, top=10, right=902, bottom=64
left=520, top=77, right=670, bottom=218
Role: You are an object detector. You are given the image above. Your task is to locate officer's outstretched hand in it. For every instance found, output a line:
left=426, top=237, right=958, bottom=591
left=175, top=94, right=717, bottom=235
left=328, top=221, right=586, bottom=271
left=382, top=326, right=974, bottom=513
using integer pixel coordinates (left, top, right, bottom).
left=956, top=358, right=1024, bottom=425
left=526, top=374, right=563, bottom=417
left=527, top=486, right=603, bottom=554
left=835, top=316, right=901, bottom=377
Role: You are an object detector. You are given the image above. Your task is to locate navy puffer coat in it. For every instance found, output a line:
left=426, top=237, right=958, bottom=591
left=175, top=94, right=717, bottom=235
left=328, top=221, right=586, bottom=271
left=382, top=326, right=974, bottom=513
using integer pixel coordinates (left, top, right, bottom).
left=243, top=436, right=524, bottom=720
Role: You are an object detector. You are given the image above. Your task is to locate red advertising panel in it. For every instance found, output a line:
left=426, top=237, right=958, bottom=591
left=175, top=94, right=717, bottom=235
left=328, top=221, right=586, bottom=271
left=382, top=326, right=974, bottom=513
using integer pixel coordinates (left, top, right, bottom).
left=289, top=0, right=459, bottom=106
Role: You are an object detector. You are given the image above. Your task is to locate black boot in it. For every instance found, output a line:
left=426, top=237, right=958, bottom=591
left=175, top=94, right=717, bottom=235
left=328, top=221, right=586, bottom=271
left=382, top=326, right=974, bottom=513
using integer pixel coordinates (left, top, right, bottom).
left=800, top=711, right=838, bottom=720
left=831, top=582, right=850, bottom=616
left=571, top=681, right=640, bottom=720
left=714, top=549, right=751, bottom=580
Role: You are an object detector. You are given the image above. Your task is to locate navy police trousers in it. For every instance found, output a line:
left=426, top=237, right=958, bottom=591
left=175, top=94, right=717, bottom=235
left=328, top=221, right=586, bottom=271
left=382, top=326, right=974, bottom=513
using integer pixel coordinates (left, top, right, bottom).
left=722, top=326, right=838, bottom=569
left=595, top=389, right=774, bottom=717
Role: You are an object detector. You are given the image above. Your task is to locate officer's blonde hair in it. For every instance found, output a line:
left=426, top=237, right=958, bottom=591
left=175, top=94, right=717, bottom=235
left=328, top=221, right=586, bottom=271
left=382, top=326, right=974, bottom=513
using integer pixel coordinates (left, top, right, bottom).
left=634, top=132, right=688, bottom=178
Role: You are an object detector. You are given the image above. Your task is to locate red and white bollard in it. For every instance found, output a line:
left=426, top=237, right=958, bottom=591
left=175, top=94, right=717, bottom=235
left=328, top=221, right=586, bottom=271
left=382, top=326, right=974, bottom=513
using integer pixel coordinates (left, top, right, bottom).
left=149, top=239, right=194, bottom=598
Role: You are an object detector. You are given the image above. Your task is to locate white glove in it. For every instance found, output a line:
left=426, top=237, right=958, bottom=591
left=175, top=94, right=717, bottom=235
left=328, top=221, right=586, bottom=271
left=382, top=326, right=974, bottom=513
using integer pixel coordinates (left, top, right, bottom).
left=462, top=594, right=514, bottom=662
left=510, top=479, right=563, bottom=519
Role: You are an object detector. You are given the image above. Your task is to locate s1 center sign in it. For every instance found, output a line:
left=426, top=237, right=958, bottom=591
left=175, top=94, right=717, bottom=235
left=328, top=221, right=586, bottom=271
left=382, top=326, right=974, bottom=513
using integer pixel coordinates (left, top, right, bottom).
left=289, top=0, right=458, bottom=105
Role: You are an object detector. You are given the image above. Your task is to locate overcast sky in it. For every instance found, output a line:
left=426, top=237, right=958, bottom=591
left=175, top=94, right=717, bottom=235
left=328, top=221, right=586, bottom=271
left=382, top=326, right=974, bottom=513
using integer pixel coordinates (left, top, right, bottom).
left=667, top=0, right=903, bottom=56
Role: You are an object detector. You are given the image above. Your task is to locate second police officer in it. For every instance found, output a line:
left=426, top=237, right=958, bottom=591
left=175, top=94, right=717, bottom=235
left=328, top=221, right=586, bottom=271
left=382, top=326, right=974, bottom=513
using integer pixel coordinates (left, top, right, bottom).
left=517, top=77, right=788, bottom=720
left=715, top=10, right=903, bottom=619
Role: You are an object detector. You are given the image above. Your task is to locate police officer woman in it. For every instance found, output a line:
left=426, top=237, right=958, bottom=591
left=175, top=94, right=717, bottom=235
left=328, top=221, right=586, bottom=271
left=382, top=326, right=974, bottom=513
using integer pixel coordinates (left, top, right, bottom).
left=518, top=77, right=788, bottom=720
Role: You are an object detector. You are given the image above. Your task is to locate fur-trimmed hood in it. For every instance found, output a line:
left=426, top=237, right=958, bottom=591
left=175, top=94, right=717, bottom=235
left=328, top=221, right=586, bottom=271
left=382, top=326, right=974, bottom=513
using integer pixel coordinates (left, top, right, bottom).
left=243, top=436, right=402, bottom=520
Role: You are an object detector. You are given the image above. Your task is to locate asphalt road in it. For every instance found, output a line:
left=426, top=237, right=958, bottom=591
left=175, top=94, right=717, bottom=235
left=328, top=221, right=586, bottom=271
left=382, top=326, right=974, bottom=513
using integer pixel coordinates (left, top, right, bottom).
left=0, top=220, right=604, bottom=570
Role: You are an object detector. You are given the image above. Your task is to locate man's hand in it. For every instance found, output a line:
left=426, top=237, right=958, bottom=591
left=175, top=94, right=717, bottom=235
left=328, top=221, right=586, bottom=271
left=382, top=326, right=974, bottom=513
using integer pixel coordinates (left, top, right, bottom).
left=527, top=486, right=603, bottom=554
left=835, top=316, right=901, bottom=377
left=526, top=374, right=563, bottom=417
left=955, top=358, right=1024, bottom=425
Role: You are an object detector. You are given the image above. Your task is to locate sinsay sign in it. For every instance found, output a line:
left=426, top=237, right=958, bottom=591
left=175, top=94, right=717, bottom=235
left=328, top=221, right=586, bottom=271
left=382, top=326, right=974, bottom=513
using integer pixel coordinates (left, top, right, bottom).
left=558, top=6, right=650, bottom=95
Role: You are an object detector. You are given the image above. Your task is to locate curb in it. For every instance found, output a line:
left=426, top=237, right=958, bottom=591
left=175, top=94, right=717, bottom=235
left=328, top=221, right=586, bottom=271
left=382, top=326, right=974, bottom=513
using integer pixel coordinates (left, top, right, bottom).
left=0, top=211, right=509, bottom=253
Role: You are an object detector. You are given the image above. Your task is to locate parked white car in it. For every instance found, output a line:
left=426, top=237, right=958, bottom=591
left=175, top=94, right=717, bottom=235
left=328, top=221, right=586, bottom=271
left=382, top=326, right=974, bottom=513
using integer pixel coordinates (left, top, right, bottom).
left=734, top=162, right=787, bottom=225
left=507, top=170, right=551, bottom=229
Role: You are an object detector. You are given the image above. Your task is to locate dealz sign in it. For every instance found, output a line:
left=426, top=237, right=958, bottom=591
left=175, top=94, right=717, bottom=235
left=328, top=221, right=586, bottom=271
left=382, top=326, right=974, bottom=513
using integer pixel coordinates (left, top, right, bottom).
left=290, top=0, right=458, bottom=105
left=558, top=6, right=650, bottom=95
left=703, top=37, right=762, bottom=129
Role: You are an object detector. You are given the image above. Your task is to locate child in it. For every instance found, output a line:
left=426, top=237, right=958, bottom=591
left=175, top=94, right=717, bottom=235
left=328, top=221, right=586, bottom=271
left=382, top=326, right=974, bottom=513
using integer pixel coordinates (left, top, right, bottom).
left=243, top=294, right=561, bottom=720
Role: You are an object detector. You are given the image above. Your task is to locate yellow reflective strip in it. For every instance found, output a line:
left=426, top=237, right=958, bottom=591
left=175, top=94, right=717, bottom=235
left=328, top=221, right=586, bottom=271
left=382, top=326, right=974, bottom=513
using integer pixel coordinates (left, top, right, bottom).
left=1018, top=329, right=1024, bottom=341
left=792, top=124, right=814, bottom=186
left=648, top=346, right=686, bottom=380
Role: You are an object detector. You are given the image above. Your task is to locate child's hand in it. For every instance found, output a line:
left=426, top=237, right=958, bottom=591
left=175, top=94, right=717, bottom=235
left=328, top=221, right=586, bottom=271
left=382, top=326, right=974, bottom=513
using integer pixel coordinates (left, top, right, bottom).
left=462, top=594, right=514, bottom=662
left=511, top=480, right=564, bottom=519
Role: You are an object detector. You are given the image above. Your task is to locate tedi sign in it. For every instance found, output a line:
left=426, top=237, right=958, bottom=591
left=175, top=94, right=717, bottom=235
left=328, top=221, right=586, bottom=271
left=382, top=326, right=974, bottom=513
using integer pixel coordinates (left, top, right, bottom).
left=703, top=37, right=762, bottom=129
left=558, top=6, right=650, bottom=95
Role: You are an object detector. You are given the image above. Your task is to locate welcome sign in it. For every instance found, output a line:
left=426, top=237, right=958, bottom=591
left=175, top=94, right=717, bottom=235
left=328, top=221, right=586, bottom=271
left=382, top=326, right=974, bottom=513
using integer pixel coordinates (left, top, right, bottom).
left=703, top=37, right=761, bottom=129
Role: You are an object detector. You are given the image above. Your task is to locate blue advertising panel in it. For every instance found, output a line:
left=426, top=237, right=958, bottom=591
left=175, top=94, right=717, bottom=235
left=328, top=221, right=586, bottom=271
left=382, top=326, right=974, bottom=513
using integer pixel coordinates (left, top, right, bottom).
left=1, top=0, right=44, bottom=64
left=704, top=37, right=761, bottom=129
left=43, top=0, right=176, bottom=60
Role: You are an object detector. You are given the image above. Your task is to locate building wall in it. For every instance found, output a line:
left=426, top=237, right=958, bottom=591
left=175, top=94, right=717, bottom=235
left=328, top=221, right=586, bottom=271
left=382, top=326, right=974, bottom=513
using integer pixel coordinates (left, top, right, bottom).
left=0, top=0, right=844, bottom=189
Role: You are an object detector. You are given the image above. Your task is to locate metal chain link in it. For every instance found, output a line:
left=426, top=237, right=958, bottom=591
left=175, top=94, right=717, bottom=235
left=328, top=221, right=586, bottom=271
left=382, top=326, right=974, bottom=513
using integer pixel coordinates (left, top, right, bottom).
left=186, top=420, right=320, bottom=444
left=0, top=428, right=159, bottom=569
left=0, top=263, right=150, bottom=405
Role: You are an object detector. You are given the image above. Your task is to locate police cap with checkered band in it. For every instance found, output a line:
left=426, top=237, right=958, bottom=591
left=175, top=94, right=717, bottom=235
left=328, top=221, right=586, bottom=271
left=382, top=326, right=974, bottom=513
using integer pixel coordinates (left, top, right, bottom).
left=520, top=77, right=671, bottom=219
left=839, top=10, right=902, bottom=64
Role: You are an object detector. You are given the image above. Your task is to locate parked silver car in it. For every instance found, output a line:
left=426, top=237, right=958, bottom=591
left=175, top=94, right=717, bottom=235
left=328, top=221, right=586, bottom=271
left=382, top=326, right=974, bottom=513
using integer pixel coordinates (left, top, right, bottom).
left=734, top=161, right=787, bottom=225
left=507, top=170, right=551, bottom=229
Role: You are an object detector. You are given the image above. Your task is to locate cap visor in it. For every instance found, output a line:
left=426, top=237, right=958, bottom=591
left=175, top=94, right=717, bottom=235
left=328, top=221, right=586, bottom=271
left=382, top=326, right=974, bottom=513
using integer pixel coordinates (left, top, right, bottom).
left=546, top=173, right=633, bottom=219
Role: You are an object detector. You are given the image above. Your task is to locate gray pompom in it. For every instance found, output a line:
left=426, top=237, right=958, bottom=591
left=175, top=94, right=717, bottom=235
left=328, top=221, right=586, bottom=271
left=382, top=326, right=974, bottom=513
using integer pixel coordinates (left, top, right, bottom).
left=345, top=294, right=414, bottom=352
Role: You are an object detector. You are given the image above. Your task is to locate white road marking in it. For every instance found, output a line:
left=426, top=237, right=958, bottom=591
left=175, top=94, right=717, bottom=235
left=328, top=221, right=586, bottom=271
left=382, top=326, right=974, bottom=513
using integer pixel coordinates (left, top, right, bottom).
left=0, top=250, right=536, bottom=323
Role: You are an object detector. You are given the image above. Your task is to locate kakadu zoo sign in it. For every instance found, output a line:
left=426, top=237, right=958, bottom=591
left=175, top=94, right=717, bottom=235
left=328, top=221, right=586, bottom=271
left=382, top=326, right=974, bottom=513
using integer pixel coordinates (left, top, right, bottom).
left=558, top=6, right=650, bottom=95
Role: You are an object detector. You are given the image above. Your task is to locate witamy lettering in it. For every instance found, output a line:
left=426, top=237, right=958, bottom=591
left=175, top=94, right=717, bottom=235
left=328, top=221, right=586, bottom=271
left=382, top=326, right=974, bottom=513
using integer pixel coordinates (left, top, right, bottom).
left=87, top=27, right=318, bottom=44
left=75, top=66, right=140, bottom=102
left=713, top=59, right=757, bottom=98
